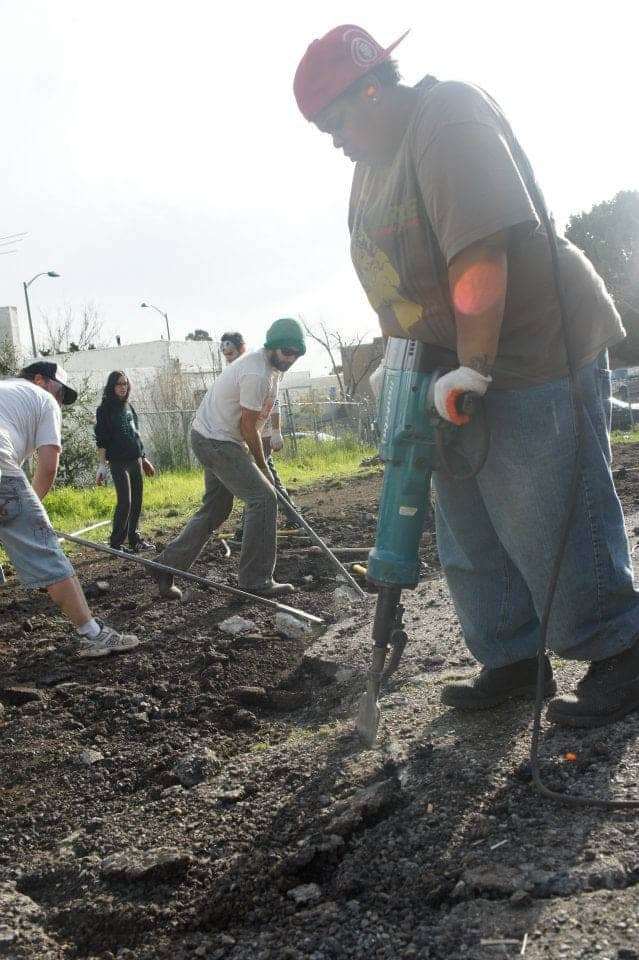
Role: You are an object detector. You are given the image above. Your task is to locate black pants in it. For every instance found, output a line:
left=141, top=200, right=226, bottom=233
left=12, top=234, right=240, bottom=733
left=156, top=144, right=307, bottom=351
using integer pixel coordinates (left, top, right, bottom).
left=110, top=459, right=143, bottom=548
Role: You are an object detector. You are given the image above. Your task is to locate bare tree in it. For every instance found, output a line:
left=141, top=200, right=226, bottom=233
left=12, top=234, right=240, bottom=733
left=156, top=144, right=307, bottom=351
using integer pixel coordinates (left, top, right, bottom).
left=0, top=336, right=20, bottom=377
left=39, top=301, right=106, bottom=355
left=138, top=361, right=198, bottom=470
left=300, top=318, right=349, bottom=398
left=301, top=318, right=381, bottom=399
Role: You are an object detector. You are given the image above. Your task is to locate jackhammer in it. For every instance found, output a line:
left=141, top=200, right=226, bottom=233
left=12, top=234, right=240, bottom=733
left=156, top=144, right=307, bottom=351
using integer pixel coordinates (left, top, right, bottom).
left=357, top=337, right=481, bottom=744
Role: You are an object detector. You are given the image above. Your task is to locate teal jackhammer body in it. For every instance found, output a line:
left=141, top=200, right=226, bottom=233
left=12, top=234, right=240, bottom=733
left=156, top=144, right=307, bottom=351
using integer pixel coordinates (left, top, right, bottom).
left=357, top=338, right=470, bottom=745
left=367, top=338, right=440, bottom=591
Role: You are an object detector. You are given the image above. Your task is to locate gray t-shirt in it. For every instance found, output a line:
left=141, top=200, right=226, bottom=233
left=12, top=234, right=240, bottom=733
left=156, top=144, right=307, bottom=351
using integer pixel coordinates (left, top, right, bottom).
left=192, top=348, right=281, bottom=445
left=0, top=379, right=62, bottom=478
left=349, top=79, right=624, bottom=389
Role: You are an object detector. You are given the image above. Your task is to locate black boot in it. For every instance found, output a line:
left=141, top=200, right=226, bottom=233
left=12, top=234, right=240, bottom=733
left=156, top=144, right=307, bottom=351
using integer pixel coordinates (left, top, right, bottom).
left=441, top=655, right=556, bottom=711
left=546, top=638, right=639, bottom=728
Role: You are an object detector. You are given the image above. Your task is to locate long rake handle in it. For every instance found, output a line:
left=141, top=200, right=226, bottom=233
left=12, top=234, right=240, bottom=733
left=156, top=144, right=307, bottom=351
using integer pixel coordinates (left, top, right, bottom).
left=56, top=531, right=324, bottom=624
left=273, top=490, right=367, bottom=599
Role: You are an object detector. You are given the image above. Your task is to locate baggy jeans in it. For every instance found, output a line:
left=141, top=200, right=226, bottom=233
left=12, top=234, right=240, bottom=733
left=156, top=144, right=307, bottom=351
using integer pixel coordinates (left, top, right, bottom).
left=433, top=351, right=639, bottom=668
left=158, top=430, right=277, bottom=590
left=109, top=459, right=143, bottom=548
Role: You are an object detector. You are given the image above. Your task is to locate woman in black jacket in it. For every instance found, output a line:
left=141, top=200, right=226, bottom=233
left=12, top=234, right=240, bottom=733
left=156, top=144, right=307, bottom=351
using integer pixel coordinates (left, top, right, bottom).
left=95, top=371, right=155, bottom=552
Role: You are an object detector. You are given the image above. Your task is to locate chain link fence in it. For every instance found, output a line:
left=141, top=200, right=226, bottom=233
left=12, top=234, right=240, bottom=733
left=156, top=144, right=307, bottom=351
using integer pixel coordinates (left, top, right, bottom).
left=55, top=396, right=379, bottom=486
left=611, top=368, right=639, bottom=431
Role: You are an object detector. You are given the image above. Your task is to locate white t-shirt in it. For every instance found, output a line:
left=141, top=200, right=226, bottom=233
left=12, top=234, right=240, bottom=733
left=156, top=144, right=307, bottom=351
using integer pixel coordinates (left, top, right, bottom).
left=260, top=398, right=279, bottom=440
left=0, top=379, right=62, bottom=478
left=192, top=348, right=281, bottom=445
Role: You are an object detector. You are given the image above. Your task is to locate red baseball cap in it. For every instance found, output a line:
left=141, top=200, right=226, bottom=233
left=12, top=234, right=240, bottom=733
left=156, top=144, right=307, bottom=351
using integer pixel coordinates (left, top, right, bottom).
left=294, top=24, right=409, bottom=121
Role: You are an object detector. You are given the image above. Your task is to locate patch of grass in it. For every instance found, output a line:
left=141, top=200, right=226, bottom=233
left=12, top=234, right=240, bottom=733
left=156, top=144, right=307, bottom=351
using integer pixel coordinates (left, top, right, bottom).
left=44, top=436, right=376, bottom=535
left=611, top=428, right=639, bottom=445
left=45, top=472, right=205, bottom=534
left=277, top=436, right=375, bottom=487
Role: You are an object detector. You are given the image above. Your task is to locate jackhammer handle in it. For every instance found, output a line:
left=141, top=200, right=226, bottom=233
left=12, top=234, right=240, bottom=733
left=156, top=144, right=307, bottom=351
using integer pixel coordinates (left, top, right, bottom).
left=456, top=392, right=477, bottom=417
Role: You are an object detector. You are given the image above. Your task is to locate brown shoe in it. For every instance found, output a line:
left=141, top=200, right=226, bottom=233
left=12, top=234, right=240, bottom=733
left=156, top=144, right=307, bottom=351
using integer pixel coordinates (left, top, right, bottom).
left=154, top=572, right=182, bottom=600
left=242, top=580, right=294, bottom=597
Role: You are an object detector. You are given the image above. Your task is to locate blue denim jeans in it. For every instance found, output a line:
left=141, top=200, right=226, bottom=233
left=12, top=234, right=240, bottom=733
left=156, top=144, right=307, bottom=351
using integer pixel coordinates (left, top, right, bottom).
left=433, top=351, right=639, bottom=668
left=0, top=473, right=74, bottom=588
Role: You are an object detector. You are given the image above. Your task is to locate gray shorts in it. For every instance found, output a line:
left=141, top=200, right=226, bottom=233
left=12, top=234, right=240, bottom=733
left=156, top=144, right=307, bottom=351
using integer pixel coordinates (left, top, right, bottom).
left=0, top=474, right=74, bottom=589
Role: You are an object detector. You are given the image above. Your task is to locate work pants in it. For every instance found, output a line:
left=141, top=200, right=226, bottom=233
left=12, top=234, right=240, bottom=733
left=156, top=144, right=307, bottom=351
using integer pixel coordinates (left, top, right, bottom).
left=236, top=453, right=298, bottom=537
left=433, top=351, right=639, bottom=668
left=158, top=430, right=277, bottom=591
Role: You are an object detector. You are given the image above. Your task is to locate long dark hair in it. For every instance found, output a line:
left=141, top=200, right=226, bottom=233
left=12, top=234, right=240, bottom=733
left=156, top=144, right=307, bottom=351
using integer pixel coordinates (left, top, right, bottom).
left=102, top=370, right=130, bottom=404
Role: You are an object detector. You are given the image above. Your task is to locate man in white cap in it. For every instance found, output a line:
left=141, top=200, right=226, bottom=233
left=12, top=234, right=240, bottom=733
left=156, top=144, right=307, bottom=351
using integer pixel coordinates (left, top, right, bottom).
left=0, top=361, right=140, bottom=658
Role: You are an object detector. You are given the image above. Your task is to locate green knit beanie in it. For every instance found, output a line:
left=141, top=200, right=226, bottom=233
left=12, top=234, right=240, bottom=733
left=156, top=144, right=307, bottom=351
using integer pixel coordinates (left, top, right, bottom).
left=264, top=317, right=306, bottom=356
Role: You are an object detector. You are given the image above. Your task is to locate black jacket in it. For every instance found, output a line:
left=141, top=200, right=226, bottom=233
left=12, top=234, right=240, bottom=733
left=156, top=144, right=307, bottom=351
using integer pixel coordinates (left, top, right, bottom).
left=94, top=401, right=144, bottom=462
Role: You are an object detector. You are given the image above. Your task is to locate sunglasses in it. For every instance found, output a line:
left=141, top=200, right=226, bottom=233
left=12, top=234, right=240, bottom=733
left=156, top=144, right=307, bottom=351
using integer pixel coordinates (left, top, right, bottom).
left=279, top=348, right=300, bottom=358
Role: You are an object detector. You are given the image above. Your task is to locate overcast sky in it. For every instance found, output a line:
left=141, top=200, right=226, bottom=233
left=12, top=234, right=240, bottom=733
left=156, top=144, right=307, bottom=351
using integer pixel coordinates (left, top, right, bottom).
left=1, top=0, right=637, bottom=373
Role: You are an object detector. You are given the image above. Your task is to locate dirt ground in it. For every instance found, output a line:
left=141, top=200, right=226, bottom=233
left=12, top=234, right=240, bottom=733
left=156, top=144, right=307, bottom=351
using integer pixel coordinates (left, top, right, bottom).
left=2, top=450, right=639, bottom=960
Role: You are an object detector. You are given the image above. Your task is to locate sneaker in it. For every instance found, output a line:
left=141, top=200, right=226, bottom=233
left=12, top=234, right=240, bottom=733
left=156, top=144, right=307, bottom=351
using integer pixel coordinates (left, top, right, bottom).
left=77, top=622, right=140, bottom=658
left=546, top=638, right=639, bottom=728
left=110, top=543, right=134, bottom=554
left=441, top=655, right=556, bottom=711
left=153, top=571, right=183, bottom=601
left=242, top=580, right=294, bottom=597
left=129, top=537, right=155, bottom=553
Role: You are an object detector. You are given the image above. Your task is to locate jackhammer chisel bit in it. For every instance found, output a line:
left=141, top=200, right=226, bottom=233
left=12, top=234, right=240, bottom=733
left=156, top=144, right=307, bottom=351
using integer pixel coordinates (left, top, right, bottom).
left=356, top=587, right=406, bottom=746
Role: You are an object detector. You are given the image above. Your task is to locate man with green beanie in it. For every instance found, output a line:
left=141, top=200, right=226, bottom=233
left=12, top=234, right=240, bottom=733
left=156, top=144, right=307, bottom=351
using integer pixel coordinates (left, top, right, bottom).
left=153, top=319, right=305, bottom=599
left=264, top=317, right=306, bottom=356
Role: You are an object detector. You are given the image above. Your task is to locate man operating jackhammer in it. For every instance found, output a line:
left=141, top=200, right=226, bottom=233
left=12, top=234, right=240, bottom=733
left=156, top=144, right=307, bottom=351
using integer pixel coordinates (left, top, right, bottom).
left=153, top=318, right=306, bottom=599
left=293, top=25, right=639, bottom=729
left=0, top=362, right=140, bottom=658
left=219, top=331, right=301, bottom=540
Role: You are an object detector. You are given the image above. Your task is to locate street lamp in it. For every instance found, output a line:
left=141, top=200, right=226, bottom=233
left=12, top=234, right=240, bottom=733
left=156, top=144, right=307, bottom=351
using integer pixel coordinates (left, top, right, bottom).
left=23, top=271, right=60, bottom=356
left=140, top=301, right=171, bottom=341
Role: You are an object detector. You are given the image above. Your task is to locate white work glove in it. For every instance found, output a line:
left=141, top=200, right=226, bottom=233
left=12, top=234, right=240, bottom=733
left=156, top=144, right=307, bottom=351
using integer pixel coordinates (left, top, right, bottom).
left=270, top=430, right=284, bottom=452
left=433, top=366, right=492, bottom=425
left=96, top=463, right=108, bottom=485
left=369, top=363, right=385, bottom=401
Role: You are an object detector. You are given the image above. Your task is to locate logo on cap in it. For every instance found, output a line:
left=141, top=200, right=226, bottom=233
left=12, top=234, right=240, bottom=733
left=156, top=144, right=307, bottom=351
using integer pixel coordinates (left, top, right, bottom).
left=343, top=28, right=380, bottom=68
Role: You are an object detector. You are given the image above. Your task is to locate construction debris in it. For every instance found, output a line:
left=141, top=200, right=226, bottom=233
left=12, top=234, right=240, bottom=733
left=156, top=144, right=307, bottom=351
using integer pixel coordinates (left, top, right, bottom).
left=333, top=586, right=362, bottom=617
left=219, top=616, right=256, bottom=636
left=276, top=611, right=315, bottom=639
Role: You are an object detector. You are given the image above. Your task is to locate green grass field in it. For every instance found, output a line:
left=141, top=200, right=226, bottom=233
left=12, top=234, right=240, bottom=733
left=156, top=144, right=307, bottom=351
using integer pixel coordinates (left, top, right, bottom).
left=611, top=427, right=639, bottom=445
left=45, top=436, right=377, bottom=535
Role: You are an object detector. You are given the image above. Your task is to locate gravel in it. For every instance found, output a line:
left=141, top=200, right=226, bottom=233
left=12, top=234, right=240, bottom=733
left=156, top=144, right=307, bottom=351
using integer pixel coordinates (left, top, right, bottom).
left=1, top=464, right=639, bottom=958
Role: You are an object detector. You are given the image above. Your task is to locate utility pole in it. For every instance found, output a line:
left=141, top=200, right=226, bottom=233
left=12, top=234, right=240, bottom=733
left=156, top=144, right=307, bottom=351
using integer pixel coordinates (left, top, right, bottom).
left=140, top=302, right=171, bottom=341
left=23, top=271, right=60, bottom=356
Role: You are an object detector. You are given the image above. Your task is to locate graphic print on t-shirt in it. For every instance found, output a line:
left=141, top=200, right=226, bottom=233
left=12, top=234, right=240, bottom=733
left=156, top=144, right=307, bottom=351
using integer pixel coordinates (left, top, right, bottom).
left=350, top=165, right=454, bottom=347
left=351, top=228, right=423, bottom=334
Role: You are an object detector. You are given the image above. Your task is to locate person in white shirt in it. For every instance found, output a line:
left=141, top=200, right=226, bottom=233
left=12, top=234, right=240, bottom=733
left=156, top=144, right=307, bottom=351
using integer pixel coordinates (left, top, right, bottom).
left=218, top=332, right=301, bottom=540
left=0, top=361, right=140, bottom=658
left=154, top=318, right=305, bottom=598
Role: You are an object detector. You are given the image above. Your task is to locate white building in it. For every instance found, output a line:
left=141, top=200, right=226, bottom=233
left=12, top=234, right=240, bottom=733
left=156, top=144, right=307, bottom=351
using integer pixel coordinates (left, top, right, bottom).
left=0, top=306, right=21, bottom=358
left=44, top=338, right=222, bottom=405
